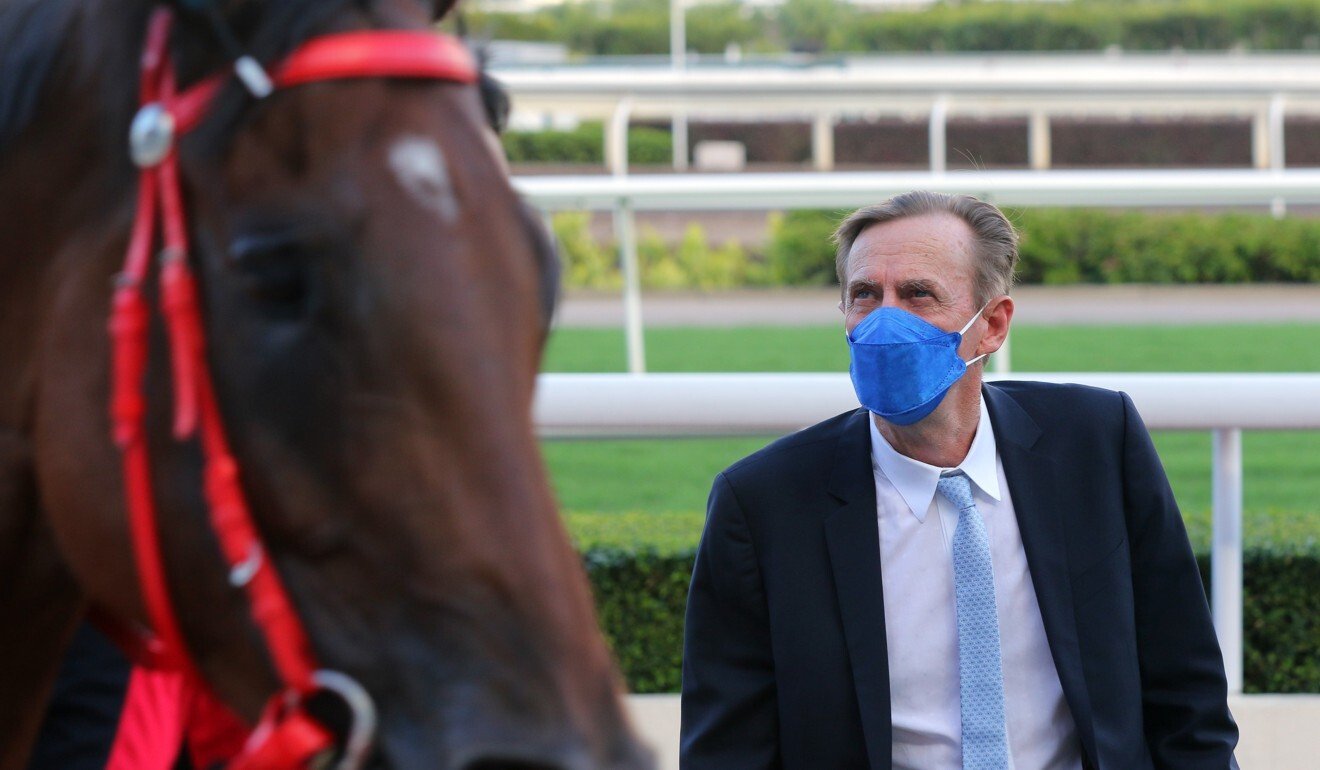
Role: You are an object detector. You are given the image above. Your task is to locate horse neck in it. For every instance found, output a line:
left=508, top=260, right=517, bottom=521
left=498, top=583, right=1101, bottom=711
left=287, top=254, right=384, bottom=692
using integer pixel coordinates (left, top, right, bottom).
left=0, top=1, right=145, bottom=427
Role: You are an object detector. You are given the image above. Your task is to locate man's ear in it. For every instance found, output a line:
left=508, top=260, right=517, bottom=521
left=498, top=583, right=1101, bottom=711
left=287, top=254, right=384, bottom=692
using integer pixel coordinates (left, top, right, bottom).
left=979, top=295, right=1015, bottom=356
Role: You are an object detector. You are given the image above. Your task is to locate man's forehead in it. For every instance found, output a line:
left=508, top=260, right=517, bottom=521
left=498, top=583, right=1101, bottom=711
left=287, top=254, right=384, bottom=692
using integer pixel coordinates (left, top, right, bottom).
left=846, top=212, right=975, bottom=279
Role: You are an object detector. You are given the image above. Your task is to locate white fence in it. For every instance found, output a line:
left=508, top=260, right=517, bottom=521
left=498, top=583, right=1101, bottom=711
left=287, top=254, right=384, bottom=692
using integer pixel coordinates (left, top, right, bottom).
left=534, top=372, right=1320, bottom=695
left=516, top=168, right=1320, bottom=211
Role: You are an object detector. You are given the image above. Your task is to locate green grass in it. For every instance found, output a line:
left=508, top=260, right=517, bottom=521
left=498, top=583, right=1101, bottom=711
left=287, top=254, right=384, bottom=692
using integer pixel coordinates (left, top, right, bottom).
left=543, top=323, right=1320, bottom=373
left=545, top=323, right=1320, bottom=553
left=554, top=432, right=1320, bottom=554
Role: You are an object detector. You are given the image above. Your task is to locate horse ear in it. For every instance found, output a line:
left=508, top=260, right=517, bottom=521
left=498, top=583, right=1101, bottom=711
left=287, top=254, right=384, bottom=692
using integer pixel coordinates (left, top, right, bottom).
left=431, top=0, right=460, bottom=22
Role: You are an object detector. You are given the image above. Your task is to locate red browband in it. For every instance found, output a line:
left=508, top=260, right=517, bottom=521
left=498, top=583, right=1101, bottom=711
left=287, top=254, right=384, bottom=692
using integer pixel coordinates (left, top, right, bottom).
left=109, top=8, right=478, bottom=769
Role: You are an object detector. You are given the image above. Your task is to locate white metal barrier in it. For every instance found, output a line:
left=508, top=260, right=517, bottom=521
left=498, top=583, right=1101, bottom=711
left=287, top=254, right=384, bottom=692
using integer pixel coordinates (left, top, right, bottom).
left=534, top=372, right=1320, bottom=695
left=517, top=168, right=1320, bottom=211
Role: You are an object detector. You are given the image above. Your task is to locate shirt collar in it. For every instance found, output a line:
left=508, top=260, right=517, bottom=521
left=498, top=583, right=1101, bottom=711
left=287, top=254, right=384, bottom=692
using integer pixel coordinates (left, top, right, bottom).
left=868, top=397, right=1002, bottom=522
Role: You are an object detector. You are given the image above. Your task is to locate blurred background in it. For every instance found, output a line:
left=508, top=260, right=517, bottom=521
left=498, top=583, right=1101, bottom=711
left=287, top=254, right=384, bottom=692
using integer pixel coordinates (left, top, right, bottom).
left=448, top=0, right=1319, bottom=763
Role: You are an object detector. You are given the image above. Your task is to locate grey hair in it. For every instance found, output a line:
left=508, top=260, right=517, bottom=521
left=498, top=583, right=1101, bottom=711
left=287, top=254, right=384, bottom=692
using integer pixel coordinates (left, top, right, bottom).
left=832, top=191, right=1019, bottom=307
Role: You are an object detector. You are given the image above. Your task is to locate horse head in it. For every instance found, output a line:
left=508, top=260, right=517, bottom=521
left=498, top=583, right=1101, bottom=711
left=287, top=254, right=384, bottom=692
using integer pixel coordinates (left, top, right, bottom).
left=0, top=0, right=651, bottom=767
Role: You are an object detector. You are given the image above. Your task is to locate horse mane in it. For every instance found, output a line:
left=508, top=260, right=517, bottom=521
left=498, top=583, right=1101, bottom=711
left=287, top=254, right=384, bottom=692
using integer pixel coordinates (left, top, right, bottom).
left=0, top=0, right=80, bottom=150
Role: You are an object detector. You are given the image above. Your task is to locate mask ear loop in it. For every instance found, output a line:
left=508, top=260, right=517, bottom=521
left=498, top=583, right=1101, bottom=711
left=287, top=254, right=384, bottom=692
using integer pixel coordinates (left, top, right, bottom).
left=959, top=300, right=994, bottom=367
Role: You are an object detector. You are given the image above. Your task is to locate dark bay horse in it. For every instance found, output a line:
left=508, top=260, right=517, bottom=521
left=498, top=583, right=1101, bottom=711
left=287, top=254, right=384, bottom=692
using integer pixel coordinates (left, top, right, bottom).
left=0, top=1, right=650, bottom=767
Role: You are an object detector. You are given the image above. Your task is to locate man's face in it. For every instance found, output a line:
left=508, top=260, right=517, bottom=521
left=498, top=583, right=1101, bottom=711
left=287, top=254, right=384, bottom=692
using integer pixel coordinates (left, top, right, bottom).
left=841, top=212, right=981, bottom=345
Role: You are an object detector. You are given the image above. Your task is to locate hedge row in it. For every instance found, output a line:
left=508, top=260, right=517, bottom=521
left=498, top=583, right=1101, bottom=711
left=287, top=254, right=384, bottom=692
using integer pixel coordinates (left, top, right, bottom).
left=464, top=1, right=763, bottom=58
left=1015, top=209, right=1320, bottom=284
left=553, top=208, right=1320, bottom=291
left=830, top=0, right=1320, bottom=56
left=467, top=0, right=1320, bottom=57
left=762, top=208, right=1320, bottom=287
left=502, top=122, right=671, bottom=165
left=581, top=546, right=1320, bottom=694
left=553, top=213, right=761, bottom=290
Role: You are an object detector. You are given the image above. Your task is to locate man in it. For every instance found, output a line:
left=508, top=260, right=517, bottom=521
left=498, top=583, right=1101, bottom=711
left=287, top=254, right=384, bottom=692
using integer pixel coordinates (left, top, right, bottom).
left=680, top=192, right=1238, bottom=769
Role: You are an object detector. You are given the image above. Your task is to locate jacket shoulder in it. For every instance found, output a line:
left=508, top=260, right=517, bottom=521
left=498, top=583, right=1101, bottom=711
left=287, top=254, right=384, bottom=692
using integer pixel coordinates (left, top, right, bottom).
left=990, top=379, right=1127, bottom=419
left=720, top=409, right=859, bottom=486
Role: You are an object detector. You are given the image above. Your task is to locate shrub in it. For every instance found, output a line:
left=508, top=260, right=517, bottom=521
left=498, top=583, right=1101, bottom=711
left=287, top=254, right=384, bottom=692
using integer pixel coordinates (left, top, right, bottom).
left=584, top=548, right=695, bottom=694
left=556, top=218, right=757, bottom=291
left=640, top=224, right=754, bottom=290
left=627, top=126, right=673, bottom=165
left=583, top=545, right=1320, bottom=694
left=502, top=122, right=671, bottom=165
left=640, top=228, right=686, bottom=289
left=503, top=125, right=602, bottom=164
left=686, top=2, right=764, bottom=55
left=553, top=212, right=620, bottom=290
left=764, top=209, right=841, bottom=285
left=1122, top=2, right=1236, bottom=51
left=678, top=226, right=752, bottom=290
left=1199, top=547, right=1320, bottom=694
left=1011, top=209, right=1320, bottom=286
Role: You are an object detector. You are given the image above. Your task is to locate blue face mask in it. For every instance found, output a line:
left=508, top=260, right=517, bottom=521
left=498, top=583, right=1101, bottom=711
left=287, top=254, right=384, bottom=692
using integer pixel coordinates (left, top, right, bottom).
left=846, top=304, right=988, bottom=426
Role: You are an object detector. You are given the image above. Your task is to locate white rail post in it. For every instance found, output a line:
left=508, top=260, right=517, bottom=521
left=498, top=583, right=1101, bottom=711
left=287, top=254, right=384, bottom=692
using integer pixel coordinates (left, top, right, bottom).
left=1252, top=107, right=1270, bottom=170
left=673, top=110, right=690, bottom=171
left=670, top=0, right=688, bottom=171
left=1269, top=93, right=1287, bottom=218
left=1028, top=111, right=1051, bottom=170
left=813, top=113, right=836, bottom=171
left=929, top=95, right=949, bottom=174
left=614, top=198, right=646, bottom=374
left=608, top=100, right=644, bottom=371
left=608, top=98, right=634, bottom=177
left=1211, top=427, right=1244, bottom=695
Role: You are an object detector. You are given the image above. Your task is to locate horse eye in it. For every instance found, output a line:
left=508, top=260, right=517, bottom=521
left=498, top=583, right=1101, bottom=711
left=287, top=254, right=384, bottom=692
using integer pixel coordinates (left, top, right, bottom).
left=227, top=232, right=311, bottom=314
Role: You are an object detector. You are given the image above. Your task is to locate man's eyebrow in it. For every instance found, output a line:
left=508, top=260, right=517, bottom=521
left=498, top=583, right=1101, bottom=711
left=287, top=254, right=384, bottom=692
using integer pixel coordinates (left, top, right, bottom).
left=846, top=277, right=881, bottom=294
left=897, top=278, right=941, bottom=295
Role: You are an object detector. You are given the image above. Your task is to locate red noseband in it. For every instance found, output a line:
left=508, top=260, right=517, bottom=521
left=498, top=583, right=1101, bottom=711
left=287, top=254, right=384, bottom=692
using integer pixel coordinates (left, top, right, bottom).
left=109, top=8, right=477, bottom=769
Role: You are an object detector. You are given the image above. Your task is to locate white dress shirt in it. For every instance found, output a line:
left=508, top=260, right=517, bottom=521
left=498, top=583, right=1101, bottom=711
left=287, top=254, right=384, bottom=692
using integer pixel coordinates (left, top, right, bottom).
left=869, top=398, right=1082, bottom=770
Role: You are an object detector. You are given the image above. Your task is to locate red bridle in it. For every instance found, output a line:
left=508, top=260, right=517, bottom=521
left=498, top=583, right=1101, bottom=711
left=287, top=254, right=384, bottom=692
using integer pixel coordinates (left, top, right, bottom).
left=109, top=7, right=477, bottom=769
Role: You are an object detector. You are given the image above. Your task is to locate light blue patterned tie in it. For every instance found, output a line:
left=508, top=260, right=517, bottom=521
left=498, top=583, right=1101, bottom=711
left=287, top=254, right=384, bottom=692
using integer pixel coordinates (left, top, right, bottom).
left=937, top=471, right=1010, bottom=770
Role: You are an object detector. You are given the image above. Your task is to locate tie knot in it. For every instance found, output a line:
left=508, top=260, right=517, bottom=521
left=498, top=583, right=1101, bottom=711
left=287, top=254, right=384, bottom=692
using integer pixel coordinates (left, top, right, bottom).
left=936, top=471, right=976, bottom=511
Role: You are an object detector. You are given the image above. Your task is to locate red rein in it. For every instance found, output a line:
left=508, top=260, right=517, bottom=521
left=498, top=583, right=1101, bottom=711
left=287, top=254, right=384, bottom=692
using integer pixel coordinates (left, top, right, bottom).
left=108, top=9, right=476, bottom=768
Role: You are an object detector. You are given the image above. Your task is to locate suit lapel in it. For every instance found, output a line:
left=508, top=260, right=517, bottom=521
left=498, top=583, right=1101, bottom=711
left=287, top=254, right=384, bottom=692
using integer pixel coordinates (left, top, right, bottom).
left=984, top=385, right=1099, bottom=767
left=824, top=409, right=893, bottom=770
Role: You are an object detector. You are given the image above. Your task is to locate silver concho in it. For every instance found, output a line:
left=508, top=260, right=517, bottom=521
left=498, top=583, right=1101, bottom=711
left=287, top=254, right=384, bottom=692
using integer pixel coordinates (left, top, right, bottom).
left=129, top=102, right=175, bottom=168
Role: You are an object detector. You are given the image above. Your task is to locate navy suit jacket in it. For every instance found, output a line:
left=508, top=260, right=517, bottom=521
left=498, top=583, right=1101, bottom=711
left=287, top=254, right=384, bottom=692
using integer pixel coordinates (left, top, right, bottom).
left=681, top=381, right=1238, bottom=769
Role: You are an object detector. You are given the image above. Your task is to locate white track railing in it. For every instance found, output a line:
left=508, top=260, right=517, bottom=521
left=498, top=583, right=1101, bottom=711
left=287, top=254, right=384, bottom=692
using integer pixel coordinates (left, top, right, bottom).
left=516, top=168, right=1320, bottom=373
left=516, top=168, right=1320, bottom=211
left=534, top=372, right=1320, bottom=695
